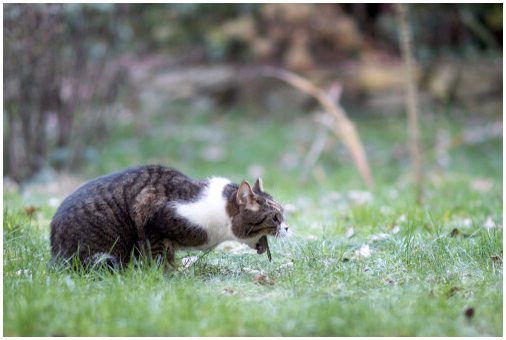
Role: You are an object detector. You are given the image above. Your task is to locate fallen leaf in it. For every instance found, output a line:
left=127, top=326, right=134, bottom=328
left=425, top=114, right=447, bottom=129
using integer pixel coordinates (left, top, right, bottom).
left=23, top=205, right=38, bottom=217
left=345, top=227, right=355, bottom=238
left=397, top=214, right=407, bottom=223
left=491, top=255, right=502, bottom=263
left=253, top=274, right=275, bottom=285
left=483, top=217, right=498, bottom=230
left=464, top=307, right=475, bottom=319
left=277, top=261, right=294, bottom=272
left=64, top=276, right=75, bottom=290
left=358, top=244, right=371, bottom=257
left=242, top=267, right=261, bottom=275
left=181, top=256, right=199, bottom=270
left=450, top=228, right=460, bottom=237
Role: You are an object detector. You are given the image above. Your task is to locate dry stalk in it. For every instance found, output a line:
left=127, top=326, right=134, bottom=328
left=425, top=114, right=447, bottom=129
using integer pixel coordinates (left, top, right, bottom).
left=396, top=4, right=424, bottom=203
left=300, top=113, right=331, bottom=183
left=261, top=67, right=374, bottom=188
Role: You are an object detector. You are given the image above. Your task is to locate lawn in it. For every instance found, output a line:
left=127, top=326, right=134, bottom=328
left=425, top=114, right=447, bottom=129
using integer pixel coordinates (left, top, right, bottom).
left=3, top=104, right=503, bottom=336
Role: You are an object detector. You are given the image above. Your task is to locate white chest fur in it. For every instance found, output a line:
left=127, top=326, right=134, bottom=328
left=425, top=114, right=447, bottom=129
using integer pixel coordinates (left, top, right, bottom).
left=173, top=177, right=238, bottom=248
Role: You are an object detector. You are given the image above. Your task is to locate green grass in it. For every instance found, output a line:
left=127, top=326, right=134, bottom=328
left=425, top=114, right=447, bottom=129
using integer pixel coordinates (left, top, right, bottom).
left=3, top=104, right=502, bottom=336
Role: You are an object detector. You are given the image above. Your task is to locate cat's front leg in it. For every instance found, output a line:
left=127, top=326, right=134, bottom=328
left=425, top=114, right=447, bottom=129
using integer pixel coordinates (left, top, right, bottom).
left=161, top=239, right=176, bottom=271
left=149, top=238, right=176, bottom=270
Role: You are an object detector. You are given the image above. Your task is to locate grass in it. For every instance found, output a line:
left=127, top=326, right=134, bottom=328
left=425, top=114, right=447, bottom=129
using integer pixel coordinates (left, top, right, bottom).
left=3, top=103, right=503, bottom=336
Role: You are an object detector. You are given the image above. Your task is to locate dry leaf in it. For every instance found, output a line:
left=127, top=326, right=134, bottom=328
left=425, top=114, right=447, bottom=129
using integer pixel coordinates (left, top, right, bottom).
left=464, top=307, right=475, bottom=319
left=242, top=267, right=261, bottom=275
left=450, top=228, right=460, bottom=237
left=253, top=274, right=275, bottom=285
left=345, top=227, right=355, bottom=238
left=181, top=256, right=198, bottom=270
left=491, top=255, right=502, bottom=263
left=483, top=217, right=498, bottom=230
left=397, top=214, right=407, bottom=223
left=358, top=244, right=371, bottom=257
left=23, top=205, right=38, bottom=217
left=277, top=261, right=294, bottom=272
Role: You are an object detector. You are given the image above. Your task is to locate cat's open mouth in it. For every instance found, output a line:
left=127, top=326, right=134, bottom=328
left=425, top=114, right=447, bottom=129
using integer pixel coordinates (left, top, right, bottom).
left=251, top=224, right=288, bottom=262
left=255, top=238, right=267, bottom=254
left=255, top=235, right=272, bottom=261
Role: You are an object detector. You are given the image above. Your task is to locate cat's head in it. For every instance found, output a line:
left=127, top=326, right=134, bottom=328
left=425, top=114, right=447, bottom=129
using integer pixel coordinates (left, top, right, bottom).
left=227, top=178, right=289, bottom=254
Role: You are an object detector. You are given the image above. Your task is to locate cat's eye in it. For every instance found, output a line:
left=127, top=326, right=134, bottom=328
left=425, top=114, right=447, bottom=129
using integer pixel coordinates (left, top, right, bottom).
left=273, top=214, right=280, bottom=224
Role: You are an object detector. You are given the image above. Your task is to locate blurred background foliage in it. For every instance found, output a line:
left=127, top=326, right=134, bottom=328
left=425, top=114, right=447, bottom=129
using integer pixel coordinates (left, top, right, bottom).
left=3, top=3, right=503, bottom=183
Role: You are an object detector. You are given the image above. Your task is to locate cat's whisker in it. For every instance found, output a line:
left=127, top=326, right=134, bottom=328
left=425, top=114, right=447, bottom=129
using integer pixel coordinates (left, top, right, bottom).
left=275, top=232, right=305, bottom=254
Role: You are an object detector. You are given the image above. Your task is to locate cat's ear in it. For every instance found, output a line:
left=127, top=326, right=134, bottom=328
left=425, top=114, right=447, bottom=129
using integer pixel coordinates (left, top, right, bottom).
left=253, top=177, right=264, bottom=193
left=236, top=181, right=258, bottom=210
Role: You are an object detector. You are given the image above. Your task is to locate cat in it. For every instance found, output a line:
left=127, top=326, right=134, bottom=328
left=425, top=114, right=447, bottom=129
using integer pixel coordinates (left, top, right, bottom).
left=50, top=165, right=288, bottom=270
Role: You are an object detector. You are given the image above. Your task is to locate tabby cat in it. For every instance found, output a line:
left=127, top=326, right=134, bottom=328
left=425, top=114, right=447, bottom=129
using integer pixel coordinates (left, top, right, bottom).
left=50, top=165, right=288, bottom=269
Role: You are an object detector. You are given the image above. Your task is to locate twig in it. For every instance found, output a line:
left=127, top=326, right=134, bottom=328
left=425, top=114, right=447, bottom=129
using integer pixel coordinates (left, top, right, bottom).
left=300, top=114, right=331, bottom=183
left=261, top=67, right=374, bottom=188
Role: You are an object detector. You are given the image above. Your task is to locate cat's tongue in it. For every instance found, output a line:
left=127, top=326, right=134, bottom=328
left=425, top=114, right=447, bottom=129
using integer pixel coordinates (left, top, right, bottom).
left=256, top=235, right=272, bottom=261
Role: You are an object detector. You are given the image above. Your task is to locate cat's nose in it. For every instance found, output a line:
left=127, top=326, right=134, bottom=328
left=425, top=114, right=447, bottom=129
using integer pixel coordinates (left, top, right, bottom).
left=278, top=222, right=288, bottom=236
